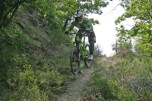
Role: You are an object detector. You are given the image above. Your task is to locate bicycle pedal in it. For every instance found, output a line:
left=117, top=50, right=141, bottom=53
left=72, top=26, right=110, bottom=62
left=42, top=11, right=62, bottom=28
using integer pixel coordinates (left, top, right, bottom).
left=74, top=57, right=80, bottom=62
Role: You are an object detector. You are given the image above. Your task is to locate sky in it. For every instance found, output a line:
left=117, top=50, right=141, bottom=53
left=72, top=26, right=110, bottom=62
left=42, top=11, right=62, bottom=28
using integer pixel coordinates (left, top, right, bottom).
left=88, top=0, right=131, bottom=56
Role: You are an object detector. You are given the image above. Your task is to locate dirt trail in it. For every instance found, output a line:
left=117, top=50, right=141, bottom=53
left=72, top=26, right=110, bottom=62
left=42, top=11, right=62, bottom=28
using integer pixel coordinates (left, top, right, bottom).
left=57, top=67, right=95, bottom=101
left=56, top=57, right=118, bottom=101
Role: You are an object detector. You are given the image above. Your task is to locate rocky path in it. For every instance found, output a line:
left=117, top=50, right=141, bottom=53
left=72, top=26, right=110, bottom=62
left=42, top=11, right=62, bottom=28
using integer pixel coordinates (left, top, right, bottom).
left=57, top=67, right=95, bottom=101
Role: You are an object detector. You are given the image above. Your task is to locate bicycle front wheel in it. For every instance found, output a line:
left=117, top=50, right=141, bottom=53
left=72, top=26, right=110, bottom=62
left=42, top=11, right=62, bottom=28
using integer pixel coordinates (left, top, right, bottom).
left=70, top=47, right=80, bottom=75
left=84, top=44, right=92, bottom=68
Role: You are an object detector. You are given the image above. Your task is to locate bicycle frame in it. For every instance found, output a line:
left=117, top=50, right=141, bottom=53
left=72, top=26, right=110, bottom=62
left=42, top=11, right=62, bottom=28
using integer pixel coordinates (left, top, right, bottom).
left=70, top=32, right=92, bottom=75
left=75, top=32, right=90, bottom=60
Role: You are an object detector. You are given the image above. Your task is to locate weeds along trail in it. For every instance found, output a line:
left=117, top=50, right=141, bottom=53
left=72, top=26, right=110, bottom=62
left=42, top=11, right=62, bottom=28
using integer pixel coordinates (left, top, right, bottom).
left=91, top=56, right=152, bottom=100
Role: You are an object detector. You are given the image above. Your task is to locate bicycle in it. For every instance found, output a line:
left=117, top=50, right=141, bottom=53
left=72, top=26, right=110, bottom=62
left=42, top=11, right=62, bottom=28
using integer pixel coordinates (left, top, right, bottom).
left=70, top=31, right=92, bottom=75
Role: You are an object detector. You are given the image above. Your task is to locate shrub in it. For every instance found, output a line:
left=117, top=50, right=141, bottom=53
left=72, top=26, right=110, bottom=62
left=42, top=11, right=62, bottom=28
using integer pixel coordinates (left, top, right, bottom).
left=92, top=71, right=136, bottom=101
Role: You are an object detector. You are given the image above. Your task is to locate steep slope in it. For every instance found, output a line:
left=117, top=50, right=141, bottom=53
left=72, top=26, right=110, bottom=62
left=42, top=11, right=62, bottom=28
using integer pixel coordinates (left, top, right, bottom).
left=0, top=6, right=73, bottom=101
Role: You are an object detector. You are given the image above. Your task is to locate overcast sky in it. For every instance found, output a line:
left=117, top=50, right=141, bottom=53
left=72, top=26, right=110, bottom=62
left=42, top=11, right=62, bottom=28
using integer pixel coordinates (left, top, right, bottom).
left=88, top=0, right=134, bottom=56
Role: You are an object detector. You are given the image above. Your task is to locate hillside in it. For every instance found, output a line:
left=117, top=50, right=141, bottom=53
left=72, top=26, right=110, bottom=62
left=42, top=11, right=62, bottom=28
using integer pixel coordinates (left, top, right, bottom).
left=90, top=56, right=152, bottom=100
left=0, top=6, right=74, bottom=101
left=0, top=0, right=105, bottom=100
left=0, top=0, right=152, bottom=101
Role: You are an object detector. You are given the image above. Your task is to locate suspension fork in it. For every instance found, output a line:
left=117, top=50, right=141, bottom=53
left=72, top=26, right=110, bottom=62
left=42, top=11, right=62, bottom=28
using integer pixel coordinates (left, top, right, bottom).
left=80, top=36, right=86, bottom=59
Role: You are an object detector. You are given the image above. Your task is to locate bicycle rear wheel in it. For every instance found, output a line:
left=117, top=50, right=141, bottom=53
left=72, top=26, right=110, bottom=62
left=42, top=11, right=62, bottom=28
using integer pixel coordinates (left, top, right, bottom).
left=70, top=47, right=80, bottom=75
left=84, top=44, right=92, bottom=68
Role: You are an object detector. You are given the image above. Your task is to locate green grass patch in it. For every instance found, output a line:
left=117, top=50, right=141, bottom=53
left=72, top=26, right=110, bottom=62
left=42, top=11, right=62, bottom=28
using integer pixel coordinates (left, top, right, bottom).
left=92, top=70, right=136, bottom=101
left=92, top=56, right=152, bottom=100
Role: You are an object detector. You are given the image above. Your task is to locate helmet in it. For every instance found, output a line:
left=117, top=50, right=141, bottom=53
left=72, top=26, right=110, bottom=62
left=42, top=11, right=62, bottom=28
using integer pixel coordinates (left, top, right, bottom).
left=74, top=12, right=83, bottom=22
left=74, top=12, right=83, bottom=18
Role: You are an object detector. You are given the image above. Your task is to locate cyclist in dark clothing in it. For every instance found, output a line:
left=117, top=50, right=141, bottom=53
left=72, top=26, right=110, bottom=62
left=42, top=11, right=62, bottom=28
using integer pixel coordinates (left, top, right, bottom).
left=66, top=12, right=96, bottom=59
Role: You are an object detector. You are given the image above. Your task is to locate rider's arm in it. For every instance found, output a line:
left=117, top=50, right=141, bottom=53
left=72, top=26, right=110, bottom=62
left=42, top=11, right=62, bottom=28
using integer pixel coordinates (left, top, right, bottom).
left=84, top=18, right=93, bottom=32
left=84, top=18, right=96, bottom=43
left=84, top=18, right=95, bottom=37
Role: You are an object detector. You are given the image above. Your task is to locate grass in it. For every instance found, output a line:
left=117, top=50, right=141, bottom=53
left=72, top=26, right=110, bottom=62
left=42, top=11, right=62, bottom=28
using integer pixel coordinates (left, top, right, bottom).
left=91, top=56, right=152, bottom=101
left=0, top=6, right=74, bottom=101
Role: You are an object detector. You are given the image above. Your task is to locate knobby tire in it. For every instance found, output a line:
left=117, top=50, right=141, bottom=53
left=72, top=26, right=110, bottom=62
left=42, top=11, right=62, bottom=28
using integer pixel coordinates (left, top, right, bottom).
left=84, top=44, right=92, bottom=68
left=70, top=47, right=80, bottom=75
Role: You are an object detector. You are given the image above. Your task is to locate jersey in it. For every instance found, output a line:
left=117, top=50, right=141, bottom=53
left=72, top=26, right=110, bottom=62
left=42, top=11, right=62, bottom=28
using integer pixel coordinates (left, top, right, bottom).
left=68, top=17, right=94, bottom=34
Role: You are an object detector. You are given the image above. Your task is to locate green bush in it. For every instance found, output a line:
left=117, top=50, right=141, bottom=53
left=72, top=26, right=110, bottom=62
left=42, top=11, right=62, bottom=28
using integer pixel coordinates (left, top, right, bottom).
left=0, top=24, right=29, bottom=99
left=95, top=56, right=152, bottom=101
left=0, top=5, right=73, bottom=101
left=92, top=71, right=136, bottom=101
left=0, top=64, right=48, bottom=101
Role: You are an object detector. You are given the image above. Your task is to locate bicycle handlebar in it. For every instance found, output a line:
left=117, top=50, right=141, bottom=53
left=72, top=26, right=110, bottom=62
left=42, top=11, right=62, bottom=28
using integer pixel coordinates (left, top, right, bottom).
left=78, top=31, right=89, bottom=37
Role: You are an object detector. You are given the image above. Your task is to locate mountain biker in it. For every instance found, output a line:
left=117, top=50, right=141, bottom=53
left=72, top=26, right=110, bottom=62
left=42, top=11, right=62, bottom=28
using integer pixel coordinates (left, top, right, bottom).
left=66, top=12, right=96, bottom=60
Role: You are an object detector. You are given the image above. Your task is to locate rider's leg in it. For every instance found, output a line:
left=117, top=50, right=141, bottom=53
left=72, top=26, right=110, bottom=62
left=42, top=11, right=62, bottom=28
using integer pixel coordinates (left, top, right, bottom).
left=88, top=33, right=95, bottom=59
left=89, top=40, right=94, bottom=54
left=89, top=41, right=94, bottom=54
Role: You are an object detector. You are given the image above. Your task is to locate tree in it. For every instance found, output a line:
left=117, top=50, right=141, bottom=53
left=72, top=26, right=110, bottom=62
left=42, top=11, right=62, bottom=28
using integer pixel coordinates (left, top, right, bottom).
left=0, top=0, right=35, bottom=28
left=62, top=0, right=110, bottom=31
left=112, top=25, right=132, bottom=57
left=115, top=0, right=152, bottom=55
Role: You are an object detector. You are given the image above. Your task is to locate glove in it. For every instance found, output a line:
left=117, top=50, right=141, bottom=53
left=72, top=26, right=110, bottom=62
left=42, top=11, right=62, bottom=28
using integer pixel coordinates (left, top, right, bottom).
left=65, top=31, right=70, bottom=35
